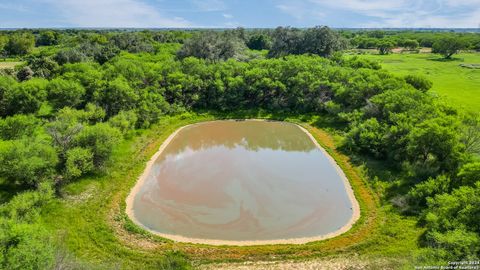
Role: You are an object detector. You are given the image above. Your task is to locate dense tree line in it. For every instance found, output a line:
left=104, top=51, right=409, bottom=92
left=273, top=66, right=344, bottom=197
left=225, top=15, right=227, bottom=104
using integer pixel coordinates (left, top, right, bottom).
left=0, top=28, right=479, bottom=267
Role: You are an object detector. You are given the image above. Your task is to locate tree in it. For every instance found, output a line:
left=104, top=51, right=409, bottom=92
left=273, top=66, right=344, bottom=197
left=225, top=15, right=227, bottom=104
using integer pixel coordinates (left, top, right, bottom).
left=64, top=147, right=94, bottom=180
left=460, top=113, right=480, bottom=155
left=101, top=76, right=139, bottom=117
left=0, top=114, right=39, bottom=140
left=424, top=183, right=480, bottom=259
left=268, top=27, right=303, bottom=57
left=0, top=139, right=58, bottom=186
left=406, top=117, right=462, bottom=175
left=2, top=79, right=48, bottom=116
left=46, top=107, right=87, bottom=162
left=345, top=118, right=386, bottom=158
left=247, top=34, right=272, bottom=50
left=178, top=31, right=246, bottom=62
left=54, top=49, right=86, bottom=65
left=108, top=110, right=138, bottom=135
left=0, top=183, right=56, bottom=270
left=302, top=26, right=347, bottom=57
left=0, top=35, right=7, bottom=58
left=432, top=37, right=465, bottom=59
left=16, top=66, right=34, bottom=81
left=47, top=78, right=86, bottom=109
left=4, top=33, right=35, bottom=56
left=110, top=32, right=155, bottom=53
left=26, top=55, right=59, bottom=79
left=36, top=30, right=60, bottom=46
left=74, top=123, right=121, bottom=168
left=377, top=40, right=395, bottom=55
left=403, top=39, right=419, bottom=50
left=94, top=44, right=120, bottom=64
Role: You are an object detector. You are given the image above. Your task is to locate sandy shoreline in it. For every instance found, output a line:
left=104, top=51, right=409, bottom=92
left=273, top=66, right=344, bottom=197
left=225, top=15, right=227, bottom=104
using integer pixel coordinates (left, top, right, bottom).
left=125, top=119, right=360, bottom=246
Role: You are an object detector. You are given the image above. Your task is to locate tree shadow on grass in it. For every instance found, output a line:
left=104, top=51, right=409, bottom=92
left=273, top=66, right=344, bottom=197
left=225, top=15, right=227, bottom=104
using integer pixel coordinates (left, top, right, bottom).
left=427, top=57, right=463, bottom=62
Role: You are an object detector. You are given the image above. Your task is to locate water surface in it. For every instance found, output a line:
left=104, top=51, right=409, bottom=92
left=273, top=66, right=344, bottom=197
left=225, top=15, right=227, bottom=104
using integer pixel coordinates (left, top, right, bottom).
left=131, top=120, right=355, bottom=242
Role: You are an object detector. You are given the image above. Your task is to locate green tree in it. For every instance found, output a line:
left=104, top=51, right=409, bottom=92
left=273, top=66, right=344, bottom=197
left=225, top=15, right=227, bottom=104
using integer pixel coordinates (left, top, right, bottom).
left=64, top=147, right=94, bottom=180
left=403, top=39, right=419, bottom=50
left=26, top=55, right=59, bottom=79
left=0, top=183, right=56, bottom=270
left=74, top=123, right=121, bottom=168
left=303, top=26, right=347, bottom=57
left=47, top=78, right=86, bottom=109
left=36, top=30, right=60, bottom=46
left=377, top=40, right=395, bottom=55
left=432, top=37, right=465, bottom=59
left=2, top=79, right=48, bottom=116
left=0, top=35, right=7, bottom=58
left=247, top=34, right=272, bottom=50
left=4, top=33, right=35, bottom=56
left=16, top=66, right=34, bottom=82
left=178, top=31, right=246, bottom=62
left=0, top=114, right=39, bottom=140
left=406, top=117, right=462, bottom=176
left=268, top=27, right=303, bottom=57
left=54, top=48, right=86, bottom=65
left=108, top=110, right=138, bottom=135
left=0, top=139, right=58, bottom=186
left=424, top=183, right=480, bottom=259
left=101, top=76, right=139, bottom=117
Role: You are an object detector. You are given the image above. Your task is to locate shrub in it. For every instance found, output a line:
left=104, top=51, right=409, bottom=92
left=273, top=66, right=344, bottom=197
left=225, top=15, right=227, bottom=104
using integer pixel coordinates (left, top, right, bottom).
left=108, top=110, right=138, bottom=135
left=47, top=78, right=86, bottom=109
left=0, top=139, right=58, bottom=186
left=74, top=123, right=121, bottom=168
left=404, top=74, right=433, bottom=92
left=64, top=147, right=94, bottom=180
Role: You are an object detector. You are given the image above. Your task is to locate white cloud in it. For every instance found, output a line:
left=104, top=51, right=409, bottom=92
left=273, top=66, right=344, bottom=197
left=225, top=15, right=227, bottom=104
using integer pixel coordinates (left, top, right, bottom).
left=44, top=0, right=191, bottom=28
left=277, top=0, right=480, bottom=28
left=190, top=0, right=226, bottom=12
left=223, top=13, right=233, bottom=19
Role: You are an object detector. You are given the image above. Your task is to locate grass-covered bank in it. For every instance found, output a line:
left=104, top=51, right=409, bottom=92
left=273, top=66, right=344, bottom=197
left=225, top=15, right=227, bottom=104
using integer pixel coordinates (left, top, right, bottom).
left=39, top=111, right=423, bottom=269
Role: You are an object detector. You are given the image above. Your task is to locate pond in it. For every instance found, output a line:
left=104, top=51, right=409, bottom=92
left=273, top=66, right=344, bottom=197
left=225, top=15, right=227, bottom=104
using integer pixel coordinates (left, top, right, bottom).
left=126, top=120, right=359, bottom=245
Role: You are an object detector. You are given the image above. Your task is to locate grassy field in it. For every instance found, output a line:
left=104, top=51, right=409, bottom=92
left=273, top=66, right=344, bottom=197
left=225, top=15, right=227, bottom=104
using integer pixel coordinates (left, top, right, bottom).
left=359, top=52, right=480, bottom=112
left=0, top=61, right=22, bottom=70
left=39, top=112, right=425, bottom=269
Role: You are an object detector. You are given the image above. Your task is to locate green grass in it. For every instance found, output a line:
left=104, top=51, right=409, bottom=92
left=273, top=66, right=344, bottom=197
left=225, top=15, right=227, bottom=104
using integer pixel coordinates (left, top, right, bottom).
left=359, top=52, right=480, bottom=112
left=37, top=112, right=425, bottom=269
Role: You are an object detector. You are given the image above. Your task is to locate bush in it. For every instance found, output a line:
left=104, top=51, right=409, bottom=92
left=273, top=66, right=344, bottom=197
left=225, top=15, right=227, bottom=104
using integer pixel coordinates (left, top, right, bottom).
left=54, top=49, right=87, bottom=65
left=64, top=147, right=94, bottom=180
left=2, top=79, right=48, bottom=116
left=74, top=123, right=121, bottom=168
left=0, top=182, right=56, bottom=270
left=404, top=74, right=433, bottom=92
left=16, top=66, right=34, bottom=81
left=47, top=78, right=86, bottom=109
left=424, top=183, right=480, bottom=259
left=0, top=139, right=58, bottom=186
left=4, top=33, right=35, bottom=56
left=0, top=114, right=39, bottom=140
left=108, top=110, right=138, bottom=135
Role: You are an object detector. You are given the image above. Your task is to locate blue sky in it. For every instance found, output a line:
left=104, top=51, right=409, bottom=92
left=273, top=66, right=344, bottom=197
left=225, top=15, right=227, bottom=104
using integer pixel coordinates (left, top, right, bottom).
left=1, top=0, right=479, bottom=28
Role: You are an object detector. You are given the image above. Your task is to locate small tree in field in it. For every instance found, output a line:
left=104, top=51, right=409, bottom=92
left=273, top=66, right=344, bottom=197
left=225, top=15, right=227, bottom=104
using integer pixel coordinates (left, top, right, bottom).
left=403, top=39, right=419, bottom=51
left=432, top=37, right=465, bottom=59
left=377, top=40, right=395, bottom=55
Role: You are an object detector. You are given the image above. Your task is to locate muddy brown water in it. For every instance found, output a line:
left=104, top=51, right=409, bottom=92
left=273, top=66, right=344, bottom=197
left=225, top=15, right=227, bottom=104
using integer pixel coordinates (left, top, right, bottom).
left=130, top=120, right=355, bottom=242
